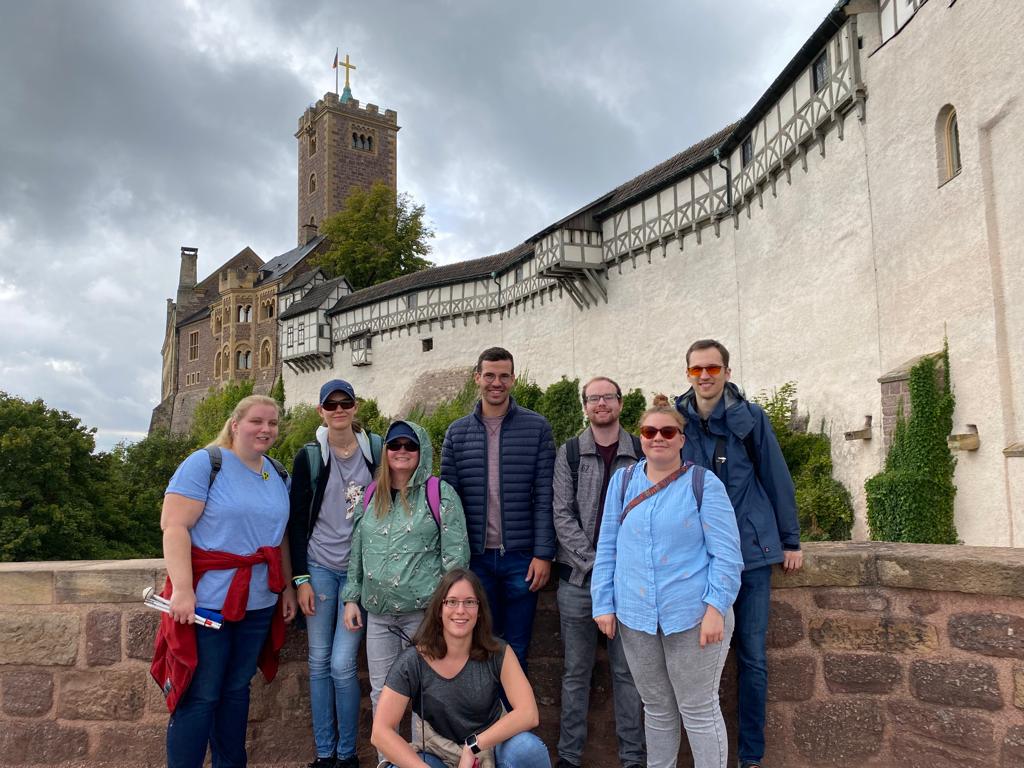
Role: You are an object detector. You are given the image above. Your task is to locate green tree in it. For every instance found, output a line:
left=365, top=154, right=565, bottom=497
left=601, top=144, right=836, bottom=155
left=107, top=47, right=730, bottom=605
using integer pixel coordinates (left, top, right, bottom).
left=539, top=377, right=583, bottom=446
left=189, top=380, right=255, bottom=447
left=314, top=181, right=434, bottom=288
left=270, top=376, right=286, bottom=408
left=511, top=375, right=543, bottom=412
left=0, top=392, right=113, bottom=561
left=866, top=345, right=957, bottom=543
left=619, top=388, right=647, bottom=434
left=268, top=403, right=322, bottom=469
left=108, top=429, right=198, bottom=558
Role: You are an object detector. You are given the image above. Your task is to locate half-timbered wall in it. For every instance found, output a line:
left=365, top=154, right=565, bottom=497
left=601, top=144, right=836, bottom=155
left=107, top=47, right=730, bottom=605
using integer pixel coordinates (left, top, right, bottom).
left=283, top=0, right=1024, bottom=547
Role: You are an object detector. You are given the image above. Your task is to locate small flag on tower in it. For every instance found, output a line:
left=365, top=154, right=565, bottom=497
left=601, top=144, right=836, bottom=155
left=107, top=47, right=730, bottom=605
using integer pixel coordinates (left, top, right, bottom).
left=333, top=49, right=338, bottom=69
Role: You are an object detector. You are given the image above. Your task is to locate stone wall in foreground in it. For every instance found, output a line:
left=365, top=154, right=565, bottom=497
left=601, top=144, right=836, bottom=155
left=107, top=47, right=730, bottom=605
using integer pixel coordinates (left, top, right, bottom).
left=1, top=543, right=1023, bottom=767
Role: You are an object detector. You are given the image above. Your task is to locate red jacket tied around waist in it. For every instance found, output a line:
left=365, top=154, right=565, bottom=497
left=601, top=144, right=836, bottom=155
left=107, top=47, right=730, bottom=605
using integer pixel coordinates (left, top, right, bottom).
left=150, top=545, right=286, bottom=712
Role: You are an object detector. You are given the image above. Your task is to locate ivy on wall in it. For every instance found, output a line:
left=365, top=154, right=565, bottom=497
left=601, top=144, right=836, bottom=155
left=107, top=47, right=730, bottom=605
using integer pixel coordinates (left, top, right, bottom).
left=865, top=343, right=957, bottom=544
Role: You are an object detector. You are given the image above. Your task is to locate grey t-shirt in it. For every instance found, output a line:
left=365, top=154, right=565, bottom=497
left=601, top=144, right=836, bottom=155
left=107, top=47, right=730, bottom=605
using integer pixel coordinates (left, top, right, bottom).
left=307, top=448, right=372, bottom=571
left=483, top=415, right=503, bottom=549
left=385, top=643, right=507, bottom=744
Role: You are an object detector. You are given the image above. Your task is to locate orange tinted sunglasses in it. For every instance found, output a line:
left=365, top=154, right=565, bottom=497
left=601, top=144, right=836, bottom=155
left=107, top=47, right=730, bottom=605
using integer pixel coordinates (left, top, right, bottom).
left=687, top=365, right=724, bottom=377
left=639, top=426, right=682, bottom=440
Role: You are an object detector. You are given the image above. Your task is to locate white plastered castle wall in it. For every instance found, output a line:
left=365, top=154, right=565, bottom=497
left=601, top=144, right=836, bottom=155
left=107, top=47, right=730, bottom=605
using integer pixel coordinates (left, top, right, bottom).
left=283, top=0, right=1023, bottom=546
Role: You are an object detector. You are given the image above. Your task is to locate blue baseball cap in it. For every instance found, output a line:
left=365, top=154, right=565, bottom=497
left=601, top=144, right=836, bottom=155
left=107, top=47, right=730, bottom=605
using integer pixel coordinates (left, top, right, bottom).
left=384, top=421, right=419, bottom=446
left=319, top=379, right=356, bottom=405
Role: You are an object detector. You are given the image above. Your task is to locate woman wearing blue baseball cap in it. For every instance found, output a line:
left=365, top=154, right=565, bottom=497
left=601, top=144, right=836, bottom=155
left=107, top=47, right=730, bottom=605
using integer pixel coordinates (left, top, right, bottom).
left=288, top=379, right=383, bottom=768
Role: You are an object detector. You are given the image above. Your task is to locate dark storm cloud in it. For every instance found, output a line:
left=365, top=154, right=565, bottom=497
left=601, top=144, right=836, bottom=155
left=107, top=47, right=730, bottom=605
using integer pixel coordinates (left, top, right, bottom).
left=0, top=0, right=831, bottom=447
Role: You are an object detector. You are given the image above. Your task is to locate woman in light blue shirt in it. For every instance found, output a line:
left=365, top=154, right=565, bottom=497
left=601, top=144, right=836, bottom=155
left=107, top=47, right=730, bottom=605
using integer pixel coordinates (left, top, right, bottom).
left=592, top=395, right=743, bottom=768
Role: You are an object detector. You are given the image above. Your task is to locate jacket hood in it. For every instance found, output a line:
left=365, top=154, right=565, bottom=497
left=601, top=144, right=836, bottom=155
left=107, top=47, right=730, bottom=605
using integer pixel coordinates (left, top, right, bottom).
left=315, top=424, right=375, bottom=465
left=676, top=382, right=755, bottom=438
left=386, top=420, right=433, bottom=488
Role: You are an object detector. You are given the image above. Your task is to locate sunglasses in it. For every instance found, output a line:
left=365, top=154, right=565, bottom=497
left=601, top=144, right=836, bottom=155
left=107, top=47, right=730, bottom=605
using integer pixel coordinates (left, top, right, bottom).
left=386, top=439, right=420, bottom=452
left=639, top=425, right=683, bottom=440
left=687, top=365, right=724, bottom=377
left=322, top=399, right=356, bottom=412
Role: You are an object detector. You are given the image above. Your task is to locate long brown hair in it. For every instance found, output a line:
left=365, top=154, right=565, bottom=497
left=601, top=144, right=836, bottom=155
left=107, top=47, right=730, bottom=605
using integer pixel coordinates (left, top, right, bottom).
left=412, top=568, right=500, bottom=661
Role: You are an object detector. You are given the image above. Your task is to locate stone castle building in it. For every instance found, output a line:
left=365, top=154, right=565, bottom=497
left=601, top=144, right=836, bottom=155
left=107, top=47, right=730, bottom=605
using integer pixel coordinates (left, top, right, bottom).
left=157, top=0, right=1023, bottom=546
left=151, top=89, right=396, bottom=433
left=279, top=0, right=1024, bottom=547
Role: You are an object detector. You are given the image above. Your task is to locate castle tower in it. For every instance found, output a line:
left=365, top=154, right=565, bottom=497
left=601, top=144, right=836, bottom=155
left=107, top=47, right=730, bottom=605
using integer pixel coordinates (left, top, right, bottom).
left=295, top=81, right=399, bottom=244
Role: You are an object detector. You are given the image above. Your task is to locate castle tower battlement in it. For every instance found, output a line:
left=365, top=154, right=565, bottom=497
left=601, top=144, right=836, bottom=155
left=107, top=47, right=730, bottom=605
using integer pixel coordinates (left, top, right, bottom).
left=295, top=90, right=399, bottom=245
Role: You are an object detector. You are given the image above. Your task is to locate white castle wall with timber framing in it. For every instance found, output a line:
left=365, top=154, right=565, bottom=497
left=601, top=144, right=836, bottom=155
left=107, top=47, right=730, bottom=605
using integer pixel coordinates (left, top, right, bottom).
left=283, top=0, right=1024, bottom=548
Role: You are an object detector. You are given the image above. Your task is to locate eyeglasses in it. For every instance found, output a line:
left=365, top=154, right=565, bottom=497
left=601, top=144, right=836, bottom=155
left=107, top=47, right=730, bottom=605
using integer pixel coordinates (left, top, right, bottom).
left=687, top=365, right=724, bottom=377
left=322, top=399, right=356, bottom=411
left=386, top=439, right=420, bottom=452
left=639, top=425, right=683, bottom=440
left=584, top=393, right=620, bottom=404
left=442, top=598, right=480, bottom=610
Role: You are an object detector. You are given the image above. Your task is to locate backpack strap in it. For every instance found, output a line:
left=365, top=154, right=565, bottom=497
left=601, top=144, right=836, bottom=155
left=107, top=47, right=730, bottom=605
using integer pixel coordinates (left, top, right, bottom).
left=690, top=463, right=706, bottom=512
left=566, top=436, right=581, bottom=496
left=618, top=461, right=639, bottom=509
left=368, top=432, right=383, bottom=471
left=302, top=442, right=321, bottom=495
left=425, top=476, right=442, bottom=527
left=205, top=446, right=222, bottom=490
left=363, top=477, right=442, bottom=528
left=265, top=456, right=289, bottom=483
left=205, top=446, right=287, bottom=489
left=630, top=434, right=643, bottom=459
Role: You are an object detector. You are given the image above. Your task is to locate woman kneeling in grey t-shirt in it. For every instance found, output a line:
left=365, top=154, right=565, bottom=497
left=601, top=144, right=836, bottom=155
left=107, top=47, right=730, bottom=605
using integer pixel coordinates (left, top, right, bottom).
left=372, top=568, right=550, bottom=768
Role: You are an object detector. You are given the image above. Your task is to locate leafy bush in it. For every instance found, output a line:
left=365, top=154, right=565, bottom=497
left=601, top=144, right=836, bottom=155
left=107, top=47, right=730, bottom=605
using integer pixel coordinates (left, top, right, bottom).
left=511, top=374, right=543, bottom=412
left=865, top=346, right=957, bottom=543
left=619, top=388, right=647, bottom=434
left=538, top=377, right=583, bottom=446
left=753, top=383, right=853, bottom=541
left=268, top=404, right=322, bottom=469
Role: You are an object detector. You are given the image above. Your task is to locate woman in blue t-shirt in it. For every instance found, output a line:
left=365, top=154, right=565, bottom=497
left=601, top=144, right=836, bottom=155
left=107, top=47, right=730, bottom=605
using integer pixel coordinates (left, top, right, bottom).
left=161, top=394, right=297, bottom=768
left=372, top=568, right=550, bottom=768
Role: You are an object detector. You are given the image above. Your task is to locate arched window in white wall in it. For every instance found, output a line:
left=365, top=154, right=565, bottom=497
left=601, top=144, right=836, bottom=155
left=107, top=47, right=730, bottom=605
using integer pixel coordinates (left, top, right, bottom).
left=936, top=105, right=962, bottom=184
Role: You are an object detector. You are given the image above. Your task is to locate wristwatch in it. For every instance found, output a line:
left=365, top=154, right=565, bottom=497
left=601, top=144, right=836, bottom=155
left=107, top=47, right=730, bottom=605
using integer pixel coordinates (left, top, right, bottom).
left=465, top=734, right=481, bottom=754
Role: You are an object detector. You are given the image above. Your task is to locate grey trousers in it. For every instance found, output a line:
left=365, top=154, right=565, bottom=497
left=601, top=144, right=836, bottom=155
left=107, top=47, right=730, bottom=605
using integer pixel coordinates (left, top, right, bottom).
left=619, top=610, right=734, bottom=768
left=557, top=580, right=646, bottom=766
left=366, top=610, right=425, bottom=713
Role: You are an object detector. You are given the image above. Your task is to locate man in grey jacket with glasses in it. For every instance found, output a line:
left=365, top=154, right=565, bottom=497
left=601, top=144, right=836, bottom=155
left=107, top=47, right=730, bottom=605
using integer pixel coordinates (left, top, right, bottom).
left=552, top=376, right=646, bottom=768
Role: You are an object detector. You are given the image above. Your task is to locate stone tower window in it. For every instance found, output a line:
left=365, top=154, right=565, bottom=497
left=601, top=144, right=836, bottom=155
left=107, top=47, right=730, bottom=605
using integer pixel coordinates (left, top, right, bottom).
left=937, top=105, right=962, bottom=184
left=262, top=299, right=275, bottom=319
left=238, top=304, right=252, bottom=323
left=188, top=331, right=199, bottom=361
left=812, top=50, right=829, bottom=93
left=237, top=349, right=252, bottom=370
left=260, top=339, right=272, bottom=367
left=214, top=351, right=222, bottom=378
left=309, top=132, right=317, bottom=156
left=309, top=173, right=317, bottom=194
left=214, top=312, right=223, bottom=335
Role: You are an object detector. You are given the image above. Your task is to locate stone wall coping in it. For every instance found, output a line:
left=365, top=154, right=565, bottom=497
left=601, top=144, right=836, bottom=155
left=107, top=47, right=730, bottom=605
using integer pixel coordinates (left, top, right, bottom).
left=2, top=544, right=1022, bottom=601
left=769, top=541, right=1024, bottom=598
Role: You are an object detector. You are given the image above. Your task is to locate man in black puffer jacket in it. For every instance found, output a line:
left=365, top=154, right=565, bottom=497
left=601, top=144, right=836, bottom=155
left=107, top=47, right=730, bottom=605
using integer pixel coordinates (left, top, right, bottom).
left=441, top=347, right=556, bottom=672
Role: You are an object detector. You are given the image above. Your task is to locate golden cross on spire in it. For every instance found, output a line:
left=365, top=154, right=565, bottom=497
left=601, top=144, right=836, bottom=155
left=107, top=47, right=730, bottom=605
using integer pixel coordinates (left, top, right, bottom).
left=340, top=53, right=356, bottom=89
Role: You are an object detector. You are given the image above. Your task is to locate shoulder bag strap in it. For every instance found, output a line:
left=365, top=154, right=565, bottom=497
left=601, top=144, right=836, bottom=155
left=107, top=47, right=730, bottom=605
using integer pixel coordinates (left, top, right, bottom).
left=619, top=463, right=690, bottom=523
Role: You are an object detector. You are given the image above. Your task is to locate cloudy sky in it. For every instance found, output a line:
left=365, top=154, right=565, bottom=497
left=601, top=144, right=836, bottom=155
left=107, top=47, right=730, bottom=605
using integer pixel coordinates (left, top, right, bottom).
left=0, top=0, right=833, bottom=450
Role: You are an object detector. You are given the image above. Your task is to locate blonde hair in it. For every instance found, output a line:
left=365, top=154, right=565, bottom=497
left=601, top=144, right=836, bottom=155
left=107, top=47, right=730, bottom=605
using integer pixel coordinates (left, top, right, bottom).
left=372, top=421, right=423, bottom=518
left=207, top=395, right=281, bottom=449
left=639, top=393, right=687, bottom=430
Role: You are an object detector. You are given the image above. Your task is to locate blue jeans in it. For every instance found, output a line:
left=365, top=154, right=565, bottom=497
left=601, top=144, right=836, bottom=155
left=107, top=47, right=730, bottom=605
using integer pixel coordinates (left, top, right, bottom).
left=386, top=731, right=550, bottom=768
left=471, top=550, right=538, bottom=673
left=166, top=605, right=275, bottom=768
left=306, top=561, right=364, bottom=760
left=733, top=565, right=772, bottom=764
left=556, top=580, right=645, bottom=766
